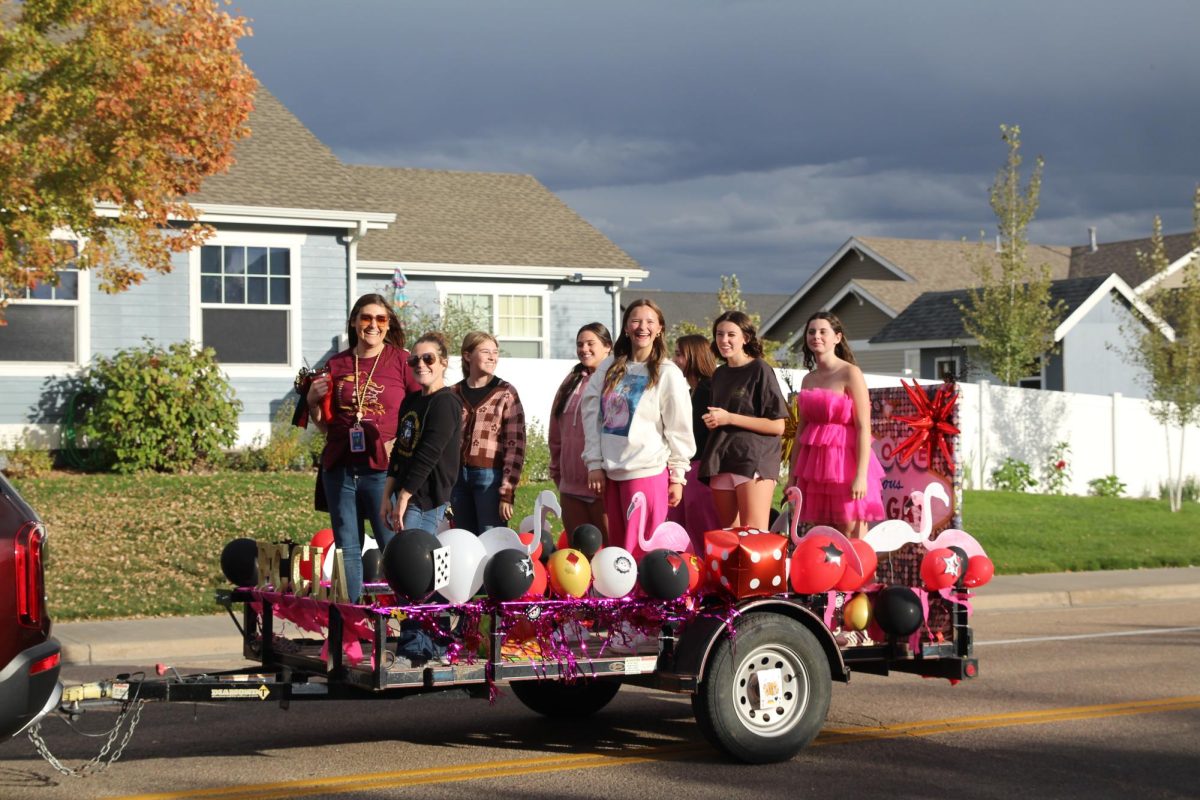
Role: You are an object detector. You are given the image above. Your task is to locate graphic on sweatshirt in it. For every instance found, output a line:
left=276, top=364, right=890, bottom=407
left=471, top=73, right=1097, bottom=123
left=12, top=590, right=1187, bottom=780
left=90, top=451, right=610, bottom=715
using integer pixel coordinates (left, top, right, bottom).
left=602, top=373, right=648, bottom=437
left=396, top=409, right=420, bottom=458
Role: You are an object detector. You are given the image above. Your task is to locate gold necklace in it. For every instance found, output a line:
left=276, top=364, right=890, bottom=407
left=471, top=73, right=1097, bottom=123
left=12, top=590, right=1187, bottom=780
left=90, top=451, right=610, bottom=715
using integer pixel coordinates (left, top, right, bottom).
left=352, top=348, right=383, bottom=422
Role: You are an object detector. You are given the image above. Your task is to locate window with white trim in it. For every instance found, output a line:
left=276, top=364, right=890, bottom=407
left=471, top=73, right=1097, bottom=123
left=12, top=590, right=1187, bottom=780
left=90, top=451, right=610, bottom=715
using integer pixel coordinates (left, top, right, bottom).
left=199, top=244, right=292, bottom=364
left=443, top=286, right=548, bottom=358
left=0, top=243, right=81, bottom=363
left=933, top=356, right=960, bottom=381
left=1017, top=357, right=1043, bottom=390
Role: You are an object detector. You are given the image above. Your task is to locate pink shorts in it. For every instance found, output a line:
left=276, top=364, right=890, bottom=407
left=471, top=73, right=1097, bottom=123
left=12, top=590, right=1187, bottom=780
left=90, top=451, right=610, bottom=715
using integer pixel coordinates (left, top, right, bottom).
left=710, top=472, right=761, bottom=490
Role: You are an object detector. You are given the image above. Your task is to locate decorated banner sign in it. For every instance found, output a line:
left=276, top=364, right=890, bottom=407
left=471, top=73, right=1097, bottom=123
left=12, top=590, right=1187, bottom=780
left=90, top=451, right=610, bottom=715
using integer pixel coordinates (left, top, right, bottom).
left=870, top=380, right=962, bottom=534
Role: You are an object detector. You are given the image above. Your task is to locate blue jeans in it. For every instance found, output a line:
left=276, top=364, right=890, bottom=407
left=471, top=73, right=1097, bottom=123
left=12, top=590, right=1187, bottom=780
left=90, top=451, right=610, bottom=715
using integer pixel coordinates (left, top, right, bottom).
left=403, top=502, right=449, bottom=535
left=450, top=466, right=504, bottom=533
left=322, top=464, right=394, bottom=602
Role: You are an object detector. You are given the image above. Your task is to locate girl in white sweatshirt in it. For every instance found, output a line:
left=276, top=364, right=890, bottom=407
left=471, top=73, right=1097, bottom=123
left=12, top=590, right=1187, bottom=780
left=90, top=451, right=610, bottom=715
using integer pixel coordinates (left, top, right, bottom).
left=582, top=299, right=695, bottom=557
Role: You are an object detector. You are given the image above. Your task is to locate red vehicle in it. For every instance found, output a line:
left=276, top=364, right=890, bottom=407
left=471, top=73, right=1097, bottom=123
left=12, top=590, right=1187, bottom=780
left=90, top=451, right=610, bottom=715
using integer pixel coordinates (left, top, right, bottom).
left=0, top=469, right=61, bottom=738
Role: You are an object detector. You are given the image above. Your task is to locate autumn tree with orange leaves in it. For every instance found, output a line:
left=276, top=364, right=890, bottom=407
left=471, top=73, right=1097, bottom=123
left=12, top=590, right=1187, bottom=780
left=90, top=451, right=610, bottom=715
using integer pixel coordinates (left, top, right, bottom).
left=0, top=0, right=255, bottom=314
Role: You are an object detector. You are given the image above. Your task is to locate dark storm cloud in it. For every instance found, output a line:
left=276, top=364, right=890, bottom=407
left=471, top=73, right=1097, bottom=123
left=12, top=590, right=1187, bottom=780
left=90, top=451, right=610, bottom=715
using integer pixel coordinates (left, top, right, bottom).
left=233, top=0, right=1200, bottom=292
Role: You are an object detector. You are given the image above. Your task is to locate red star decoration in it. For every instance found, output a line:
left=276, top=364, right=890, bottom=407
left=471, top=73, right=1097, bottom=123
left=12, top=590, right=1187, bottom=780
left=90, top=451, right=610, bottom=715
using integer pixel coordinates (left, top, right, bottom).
left=894, top=380, right=961, bottom=472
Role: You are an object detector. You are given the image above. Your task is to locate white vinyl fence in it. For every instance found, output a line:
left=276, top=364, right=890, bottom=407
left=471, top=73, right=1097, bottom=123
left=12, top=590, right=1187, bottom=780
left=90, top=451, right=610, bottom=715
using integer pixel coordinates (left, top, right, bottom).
left=494, top=359, right=1200, bottom=500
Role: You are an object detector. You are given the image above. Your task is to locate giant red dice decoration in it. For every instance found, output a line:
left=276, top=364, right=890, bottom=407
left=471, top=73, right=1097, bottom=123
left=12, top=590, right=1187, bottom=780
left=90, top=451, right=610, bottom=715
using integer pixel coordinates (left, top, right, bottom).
left=703, top=528, right=788, bottom=598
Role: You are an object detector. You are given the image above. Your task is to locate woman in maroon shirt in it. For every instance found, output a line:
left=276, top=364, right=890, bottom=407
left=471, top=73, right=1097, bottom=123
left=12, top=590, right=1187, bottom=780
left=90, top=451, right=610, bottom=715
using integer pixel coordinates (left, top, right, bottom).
left=306, top=293, right=420, bottom=602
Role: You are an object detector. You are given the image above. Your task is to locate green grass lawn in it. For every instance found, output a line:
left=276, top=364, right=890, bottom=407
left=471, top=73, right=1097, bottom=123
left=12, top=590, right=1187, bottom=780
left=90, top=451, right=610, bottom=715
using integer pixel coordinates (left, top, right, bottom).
left=11, top=472, right=1198, bottom=621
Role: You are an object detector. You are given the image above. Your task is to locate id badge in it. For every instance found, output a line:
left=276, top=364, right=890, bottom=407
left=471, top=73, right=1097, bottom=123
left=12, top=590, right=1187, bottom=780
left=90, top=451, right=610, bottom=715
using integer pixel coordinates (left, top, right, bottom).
left=348, top=423, right=366, bottom=453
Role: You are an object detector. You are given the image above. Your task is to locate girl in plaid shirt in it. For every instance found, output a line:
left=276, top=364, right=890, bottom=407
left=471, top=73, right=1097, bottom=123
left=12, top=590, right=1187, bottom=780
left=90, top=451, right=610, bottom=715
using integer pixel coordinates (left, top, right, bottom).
left=450, top=331, right=526, bottom=532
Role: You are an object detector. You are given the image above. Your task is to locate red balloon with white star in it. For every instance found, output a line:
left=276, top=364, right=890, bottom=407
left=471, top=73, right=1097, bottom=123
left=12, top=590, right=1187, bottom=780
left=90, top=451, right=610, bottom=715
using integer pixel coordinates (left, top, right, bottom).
left=789, top=534, right=848, bottom=594
left=921, top=547, right=964, bottom=591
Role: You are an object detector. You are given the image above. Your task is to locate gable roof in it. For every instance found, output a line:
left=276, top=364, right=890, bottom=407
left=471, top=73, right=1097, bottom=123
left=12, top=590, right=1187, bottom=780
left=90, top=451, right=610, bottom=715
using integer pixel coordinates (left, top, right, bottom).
left=190, top=86, right=377, bottom=214
left=869, top=274, right=1172, bottom=346
left=621, top=289, right=791, bottom=331
left=351, top=166, right=642, bottom=272
left=1069, top=231, right=1196, bottom=288
left=763, top=235, right=1073, bottom=334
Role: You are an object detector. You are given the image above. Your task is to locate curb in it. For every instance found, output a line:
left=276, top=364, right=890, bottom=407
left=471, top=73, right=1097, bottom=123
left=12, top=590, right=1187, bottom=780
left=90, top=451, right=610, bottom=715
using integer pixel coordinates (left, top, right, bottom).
left=973, top=581, right=1200, bottom=612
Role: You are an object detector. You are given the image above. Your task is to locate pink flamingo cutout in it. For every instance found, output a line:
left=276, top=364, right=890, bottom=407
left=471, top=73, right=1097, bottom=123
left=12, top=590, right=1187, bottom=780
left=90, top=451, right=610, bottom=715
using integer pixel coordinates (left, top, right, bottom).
left=782, top=486, right=862, bottom=575
left=627, top=491, right=693, bottom=554
left=863, top=482, right=987, bottom=558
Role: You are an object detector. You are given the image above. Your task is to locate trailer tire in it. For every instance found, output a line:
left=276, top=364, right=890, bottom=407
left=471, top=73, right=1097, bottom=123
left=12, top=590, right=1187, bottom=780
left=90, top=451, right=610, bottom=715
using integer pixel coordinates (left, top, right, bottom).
left=510, top=677, right=621, bottom=718
left=691, top=612, right=830, bottom=763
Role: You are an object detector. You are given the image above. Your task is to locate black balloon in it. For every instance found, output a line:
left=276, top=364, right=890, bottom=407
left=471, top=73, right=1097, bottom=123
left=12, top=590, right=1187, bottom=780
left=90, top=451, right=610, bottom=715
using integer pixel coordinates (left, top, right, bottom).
left=220, top=538, right=259, bottom=587
left=383, top=529, right=442, bottom=603
left=873, top=586, right=924, bottom=636
left=569, top=524, right=603, bottom=560
left=538, top=528, right=557, bottom=564
left=637, top=549, right=689, bottom=601
left=361, top=548, right=384, bottom=584
left=483, top=548, right=536, bottom=601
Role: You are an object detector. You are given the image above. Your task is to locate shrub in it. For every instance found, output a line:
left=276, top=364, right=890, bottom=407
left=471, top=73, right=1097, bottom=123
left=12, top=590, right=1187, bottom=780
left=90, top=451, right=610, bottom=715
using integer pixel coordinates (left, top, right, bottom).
left=990, top=457, right=1037, bottom=492
left=1088, top=475, right=1126, bottom=498
left=1041, top=441, right=1071, bottom=495
left=1158, top=475, right=1199, bottom=503
left=0, top=428, right=54, bottom=478
left=520, top=418, right=550, bottom=485
left=75, top=340, right=242, bottom=473
left=261, top=396, right=321, bottom=471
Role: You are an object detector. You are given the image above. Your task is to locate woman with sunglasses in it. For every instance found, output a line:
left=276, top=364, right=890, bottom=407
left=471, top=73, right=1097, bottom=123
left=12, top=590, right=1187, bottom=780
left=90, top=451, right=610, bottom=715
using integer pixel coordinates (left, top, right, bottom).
left=306, top=293, right=420, bottom=602
left=382, top=333, right=463, bottom=534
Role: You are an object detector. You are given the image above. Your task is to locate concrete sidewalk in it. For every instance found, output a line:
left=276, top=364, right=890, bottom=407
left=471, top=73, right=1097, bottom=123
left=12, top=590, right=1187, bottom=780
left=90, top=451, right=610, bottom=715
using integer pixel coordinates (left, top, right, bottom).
left=53, top=566, right=1200, bottom=667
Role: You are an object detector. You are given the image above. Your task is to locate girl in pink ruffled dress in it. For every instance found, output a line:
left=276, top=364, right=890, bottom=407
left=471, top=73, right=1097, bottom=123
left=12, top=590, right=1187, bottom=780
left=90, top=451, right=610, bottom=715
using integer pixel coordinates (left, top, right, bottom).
left=790, top=311, right=884, bottom=538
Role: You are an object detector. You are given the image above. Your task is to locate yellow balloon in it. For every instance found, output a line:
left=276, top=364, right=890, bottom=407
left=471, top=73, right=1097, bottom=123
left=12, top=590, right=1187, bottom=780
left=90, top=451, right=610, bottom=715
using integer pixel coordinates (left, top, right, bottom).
left=843, top=592, right=873, bottom=631
left=548, top=548, right=592, bottom=598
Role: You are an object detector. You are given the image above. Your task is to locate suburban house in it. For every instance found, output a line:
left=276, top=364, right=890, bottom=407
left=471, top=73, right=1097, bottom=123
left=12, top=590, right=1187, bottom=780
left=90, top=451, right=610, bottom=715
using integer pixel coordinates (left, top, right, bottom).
left=0, top=86, right=646, bottom=444
left=618, top=289, right=792, bottom=338
left=760, top=234, right=1193, bottom=396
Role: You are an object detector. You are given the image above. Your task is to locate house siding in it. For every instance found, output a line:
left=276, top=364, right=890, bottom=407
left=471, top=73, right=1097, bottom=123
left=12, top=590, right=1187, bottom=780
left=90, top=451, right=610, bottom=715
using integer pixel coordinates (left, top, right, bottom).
left=855, top=348, right=906, bottom=375
left=1060, top=293, right=1148, bottom=397
left=768, top=250, right=899, bottom=342
left=91, top=250, right=191, bottom=355
left=828, top=295, right=893, bottom=341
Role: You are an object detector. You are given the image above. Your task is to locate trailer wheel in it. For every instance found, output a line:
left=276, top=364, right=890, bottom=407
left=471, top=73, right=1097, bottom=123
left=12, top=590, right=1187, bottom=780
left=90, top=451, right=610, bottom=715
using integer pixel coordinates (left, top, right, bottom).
left=692, top=612, right=831, bottom=763
left=510, top=678, right=621, bottom=718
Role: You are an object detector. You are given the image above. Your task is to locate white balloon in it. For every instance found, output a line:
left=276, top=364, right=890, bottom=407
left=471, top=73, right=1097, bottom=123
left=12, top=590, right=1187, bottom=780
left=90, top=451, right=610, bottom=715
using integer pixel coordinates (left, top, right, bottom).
left=435, top=528, right=487, bottom=603
left=592, top=546, right=638, bottom=598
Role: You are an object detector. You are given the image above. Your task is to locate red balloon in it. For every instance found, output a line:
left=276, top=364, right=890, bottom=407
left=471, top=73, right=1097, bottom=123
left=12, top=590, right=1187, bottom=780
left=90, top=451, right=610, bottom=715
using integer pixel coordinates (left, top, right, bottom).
left=834, top=539, right=878, bottom=592
left=525, top=558, right=548, bottom=598
left=557, top=530, right=570, bottom=551
left=789, top=534, right=848, bottom=594
left=299, top=528, right=334, bottom=581
left=518, top=530, right=544, bottom=562
left=963, top=555, right=995, bottom=588
left=921, top=547, right=965, bottom=591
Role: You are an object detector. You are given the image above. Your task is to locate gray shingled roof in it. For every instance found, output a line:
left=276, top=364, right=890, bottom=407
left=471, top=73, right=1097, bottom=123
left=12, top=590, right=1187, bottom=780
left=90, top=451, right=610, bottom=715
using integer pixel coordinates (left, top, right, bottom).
left=622, top=289, right=791, bottom=331
left=869, top=275, right=1109, bottom=343
left=189, top=87, right=641, bottom=272
left=1069, top=232, right=1196, bottom=286
left=351, top=165, right=640, bottom=269
left=190, top=87, right=378, bottom=213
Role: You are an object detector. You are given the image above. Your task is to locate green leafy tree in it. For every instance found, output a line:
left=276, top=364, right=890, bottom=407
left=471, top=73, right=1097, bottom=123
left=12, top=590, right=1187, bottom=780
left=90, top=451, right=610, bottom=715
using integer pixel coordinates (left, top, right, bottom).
left=393, top=294, right=490, bottom=355
left=1118, top=189, right=1200, bottom=512
left=0, top=0, right=255, bottom=313
left=956, top=124, right=1066, bottom=385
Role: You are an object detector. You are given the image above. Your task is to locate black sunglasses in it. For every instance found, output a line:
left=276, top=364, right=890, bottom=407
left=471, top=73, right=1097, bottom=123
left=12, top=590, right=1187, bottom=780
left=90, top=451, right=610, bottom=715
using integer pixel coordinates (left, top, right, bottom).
left=407, top=353, right=438, bottom=367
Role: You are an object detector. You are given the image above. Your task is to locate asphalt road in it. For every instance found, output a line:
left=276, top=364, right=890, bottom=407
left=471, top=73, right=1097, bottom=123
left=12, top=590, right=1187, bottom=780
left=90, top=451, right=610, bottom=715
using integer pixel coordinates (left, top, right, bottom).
left=2, top=599, right=1198, bottom=800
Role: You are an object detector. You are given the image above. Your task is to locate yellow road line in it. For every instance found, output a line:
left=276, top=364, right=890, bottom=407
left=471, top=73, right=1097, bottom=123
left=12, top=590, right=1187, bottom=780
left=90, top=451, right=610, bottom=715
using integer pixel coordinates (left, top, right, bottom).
left=110, top=696, right=1200, bottom=800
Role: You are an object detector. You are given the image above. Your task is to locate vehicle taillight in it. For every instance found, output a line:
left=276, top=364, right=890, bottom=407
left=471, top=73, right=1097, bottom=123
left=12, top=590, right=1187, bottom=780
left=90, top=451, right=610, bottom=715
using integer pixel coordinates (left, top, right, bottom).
left=29, top=652, right=59, bottom=675
left=14, top=522, right=47, bottom=628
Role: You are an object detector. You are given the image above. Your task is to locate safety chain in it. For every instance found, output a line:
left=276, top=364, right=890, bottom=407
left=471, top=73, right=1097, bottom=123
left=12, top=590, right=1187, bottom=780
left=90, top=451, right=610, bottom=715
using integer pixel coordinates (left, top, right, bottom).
left=26, top=697, right=146, bottom=777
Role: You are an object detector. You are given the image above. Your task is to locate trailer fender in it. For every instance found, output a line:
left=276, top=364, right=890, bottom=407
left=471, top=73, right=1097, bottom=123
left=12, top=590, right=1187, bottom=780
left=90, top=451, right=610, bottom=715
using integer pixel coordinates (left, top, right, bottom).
left=671, top=599, right=848, bottom=685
